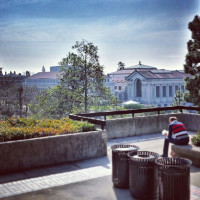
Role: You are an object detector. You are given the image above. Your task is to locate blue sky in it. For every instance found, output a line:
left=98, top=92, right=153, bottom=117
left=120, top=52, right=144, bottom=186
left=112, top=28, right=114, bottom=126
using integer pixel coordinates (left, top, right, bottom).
left=0, top=0, right=199, bottom=74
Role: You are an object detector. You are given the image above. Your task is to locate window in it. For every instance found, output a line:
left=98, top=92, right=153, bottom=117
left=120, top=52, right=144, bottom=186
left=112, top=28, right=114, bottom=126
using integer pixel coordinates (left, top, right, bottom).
left=163, top=86, right=166, bottom=97
left=119, top=86, right=121, bottom=90
left=114, top=86, right=117, bottom=90
left=169, top=86, right=172, bottom=97
left=181, top=85, right=184, bottom=91
left=136, top=79, right=142, bottom=97
left=156, top=86, right=160, bottom=98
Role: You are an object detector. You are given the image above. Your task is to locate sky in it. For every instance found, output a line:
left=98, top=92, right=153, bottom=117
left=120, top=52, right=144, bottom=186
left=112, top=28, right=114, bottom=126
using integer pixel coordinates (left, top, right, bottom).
left=0, top=0, right=199, bottom=75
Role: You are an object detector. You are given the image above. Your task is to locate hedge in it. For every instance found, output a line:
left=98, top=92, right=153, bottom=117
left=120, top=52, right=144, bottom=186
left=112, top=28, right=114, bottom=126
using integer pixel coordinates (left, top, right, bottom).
left=0, top=117, right=95, bottom=142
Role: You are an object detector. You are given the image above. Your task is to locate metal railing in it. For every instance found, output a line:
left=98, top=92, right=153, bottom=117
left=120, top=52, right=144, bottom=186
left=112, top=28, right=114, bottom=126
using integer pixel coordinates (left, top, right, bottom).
left=69, top=106, right=200, bottom=130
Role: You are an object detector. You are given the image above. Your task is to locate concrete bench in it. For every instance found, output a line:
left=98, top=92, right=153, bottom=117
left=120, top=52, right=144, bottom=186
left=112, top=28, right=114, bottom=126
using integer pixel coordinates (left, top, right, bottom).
left=171, top=143, right=200, bottom=167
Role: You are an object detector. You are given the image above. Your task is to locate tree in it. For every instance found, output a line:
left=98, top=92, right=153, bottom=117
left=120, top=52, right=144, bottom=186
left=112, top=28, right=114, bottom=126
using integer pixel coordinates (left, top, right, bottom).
left=59, top=40, right=115, bottom=112
left=117, top=62, right=125, bottom=70
left=22, top=86, right=40, bottom=117
left=29, top=84, right=84, bottom=118
left=171, top=88, right=185, bottom=106
left=184, top=15, right=200, bottom=106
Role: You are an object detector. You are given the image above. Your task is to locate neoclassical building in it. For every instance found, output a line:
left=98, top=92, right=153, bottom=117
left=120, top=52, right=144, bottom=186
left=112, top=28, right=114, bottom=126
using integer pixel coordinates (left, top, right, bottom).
left=105, top=62, right=192, bottom=106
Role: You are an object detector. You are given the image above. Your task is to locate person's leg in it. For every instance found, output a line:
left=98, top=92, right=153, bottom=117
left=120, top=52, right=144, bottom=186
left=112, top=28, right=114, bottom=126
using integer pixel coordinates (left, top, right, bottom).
left=176, top=137, right=189, bottom=145
left=162, top=138, right=176, bottom=157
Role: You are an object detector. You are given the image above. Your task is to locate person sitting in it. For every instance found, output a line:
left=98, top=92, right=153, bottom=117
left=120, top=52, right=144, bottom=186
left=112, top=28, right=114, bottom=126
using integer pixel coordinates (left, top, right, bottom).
left=161, top=116, right=189, bottom=157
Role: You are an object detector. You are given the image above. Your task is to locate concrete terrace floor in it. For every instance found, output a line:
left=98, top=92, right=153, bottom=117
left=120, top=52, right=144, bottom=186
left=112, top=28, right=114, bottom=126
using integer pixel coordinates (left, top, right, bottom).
left=0, top=133, right=200, bottom=200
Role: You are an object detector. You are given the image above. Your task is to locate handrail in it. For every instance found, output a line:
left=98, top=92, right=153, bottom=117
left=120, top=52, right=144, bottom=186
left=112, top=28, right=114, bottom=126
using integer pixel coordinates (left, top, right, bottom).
left=69, top=106, right=200, bottom=130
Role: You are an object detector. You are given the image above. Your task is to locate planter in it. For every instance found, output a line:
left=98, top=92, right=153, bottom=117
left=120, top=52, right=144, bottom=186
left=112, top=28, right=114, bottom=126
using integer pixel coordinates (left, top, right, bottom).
left=0, top=130, right=107, bottom=174
left=171, top=143, right=200, bottom=167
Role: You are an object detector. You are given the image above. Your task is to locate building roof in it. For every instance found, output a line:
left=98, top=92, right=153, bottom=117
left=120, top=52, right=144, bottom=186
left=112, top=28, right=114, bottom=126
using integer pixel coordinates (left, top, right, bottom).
left=111, top=78, right=127, bottom=83
left=126, top=61, right=157, bottom=70
left=126, top=69, right=192, bottom=80
left=108, top=69, right=135, bottom=75
left=27, top=72, right=61, bottom=79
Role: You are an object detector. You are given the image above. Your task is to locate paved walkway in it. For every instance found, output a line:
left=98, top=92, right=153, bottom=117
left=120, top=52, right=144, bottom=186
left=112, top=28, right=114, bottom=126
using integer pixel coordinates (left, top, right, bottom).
left=0, top=133, right=200, bottom=200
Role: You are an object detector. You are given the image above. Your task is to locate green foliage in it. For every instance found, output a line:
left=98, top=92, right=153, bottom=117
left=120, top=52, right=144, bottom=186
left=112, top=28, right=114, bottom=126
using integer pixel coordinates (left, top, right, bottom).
left=29, top=86, right=82, bottom=119
left=0, top=117, right=96, bottom=142
left=171, top=88, right=185, bottom=106
left=191, top=130, right=200, bottom=146
left=184, top=15, right=200, bottom=106
left=123, top=103, right=144, bottom=110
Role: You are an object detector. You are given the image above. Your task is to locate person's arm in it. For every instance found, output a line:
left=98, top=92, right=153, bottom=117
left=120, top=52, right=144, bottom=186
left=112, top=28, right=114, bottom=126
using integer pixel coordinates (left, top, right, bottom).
left=168, top=124, right=172, bottom=138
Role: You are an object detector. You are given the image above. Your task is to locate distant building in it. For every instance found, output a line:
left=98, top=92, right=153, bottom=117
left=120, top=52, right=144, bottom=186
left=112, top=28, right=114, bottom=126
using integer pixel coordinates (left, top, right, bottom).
left=24, top=65, right=69, bottom=90
left=50, top=65, right=70, bottom=72
left=24, top=71, right=61, bottom=90
left=0, top=68, right=29, bottom=88
left=105, top=62, right=192, bottom=106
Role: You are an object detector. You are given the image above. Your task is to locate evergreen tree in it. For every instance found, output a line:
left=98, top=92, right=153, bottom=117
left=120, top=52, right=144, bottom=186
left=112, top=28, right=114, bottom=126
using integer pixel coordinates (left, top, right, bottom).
left=184, top=15, right=200, bottom=106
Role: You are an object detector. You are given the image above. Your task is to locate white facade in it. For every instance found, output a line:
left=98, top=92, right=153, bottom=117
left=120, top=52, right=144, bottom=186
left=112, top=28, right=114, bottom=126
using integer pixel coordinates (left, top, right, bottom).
left=104, top=70, right=133, bottom=102
left=24, top=74, right=60, bottom=90
left=126, top=71, right=186, bottom=107
left=105, top=62, right=191, bottom=106
left=24, top=66, right=68, bottom=90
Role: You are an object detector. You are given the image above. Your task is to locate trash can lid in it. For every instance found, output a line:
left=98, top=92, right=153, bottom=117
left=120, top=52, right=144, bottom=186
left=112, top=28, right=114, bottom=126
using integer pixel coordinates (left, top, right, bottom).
left=114, top=147, right=138, bottom=152
left=133, top=154, right=155, bottom=159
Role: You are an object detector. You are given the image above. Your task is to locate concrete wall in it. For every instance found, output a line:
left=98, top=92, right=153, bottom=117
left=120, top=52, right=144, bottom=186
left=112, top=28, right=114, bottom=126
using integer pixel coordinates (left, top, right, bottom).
left=106, top=113, right=200, bottom=139
left=172, top=144, right=200, bottom=167
left=0, top=130, right=107, bottom=174
left=180, top=113, right=200, bottom=131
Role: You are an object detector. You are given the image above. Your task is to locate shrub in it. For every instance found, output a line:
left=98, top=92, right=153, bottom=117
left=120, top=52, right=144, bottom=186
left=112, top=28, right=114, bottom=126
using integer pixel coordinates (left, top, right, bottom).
left=0, top=117, right=96, bottom=142
left=191, top=130, right=200, bottom=147
left=123, top=104, right=144, bottom=110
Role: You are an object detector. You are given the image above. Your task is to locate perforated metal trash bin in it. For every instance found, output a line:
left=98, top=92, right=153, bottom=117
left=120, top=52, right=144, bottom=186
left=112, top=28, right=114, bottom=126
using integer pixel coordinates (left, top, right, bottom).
left=111, top=144, right=139, bottom=188
left=128, top=151, right=159, bottom=200
left=155, top=157, right=192, bottom=200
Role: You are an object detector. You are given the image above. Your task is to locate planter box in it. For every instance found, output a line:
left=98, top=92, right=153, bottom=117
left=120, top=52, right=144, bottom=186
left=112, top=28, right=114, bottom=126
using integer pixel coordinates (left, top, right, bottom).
left=171, top=143, right=200, bottom=167
left=0, top=130, right=107, bottom=174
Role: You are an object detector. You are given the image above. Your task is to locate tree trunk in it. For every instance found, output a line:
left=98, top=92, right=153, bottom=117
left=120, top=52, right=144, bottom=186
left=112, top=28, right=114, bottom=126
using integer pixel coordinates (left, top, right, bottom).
left=84, top=61, right=88, bottom=113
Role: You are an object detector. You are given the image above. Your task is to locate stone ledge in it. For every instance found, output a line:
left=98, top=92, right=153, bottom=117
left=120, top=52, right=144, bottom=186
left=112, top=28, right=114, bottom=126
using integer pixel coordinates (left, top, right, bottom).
left=171, top=143, right=200, bottom=167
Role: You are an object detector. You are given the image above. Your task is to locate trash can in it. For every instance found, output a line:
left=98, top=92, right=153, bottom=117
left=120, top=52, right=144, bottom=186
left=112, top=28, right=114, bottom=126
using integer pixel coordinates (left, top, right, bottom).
left=155, top=157, right=192, bottom=200
left=111, top=144, right=139, bottom=188
left=128, top=151, right=159, bottom=199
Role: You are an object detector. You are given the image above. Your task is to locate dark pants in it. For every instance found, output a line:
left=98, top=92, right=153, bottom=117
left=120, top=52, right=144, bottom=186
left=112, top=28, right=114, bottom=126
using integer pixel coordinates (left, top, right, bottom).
left=163, top=137, right=189, bottom=157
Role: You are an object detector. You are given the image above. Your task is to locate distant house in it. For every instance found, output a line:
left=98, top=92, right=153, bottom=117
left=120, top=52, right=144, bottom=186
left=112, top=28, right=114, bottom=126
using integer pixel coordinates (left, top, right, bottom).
left=105, top=62, right=192, bottom=106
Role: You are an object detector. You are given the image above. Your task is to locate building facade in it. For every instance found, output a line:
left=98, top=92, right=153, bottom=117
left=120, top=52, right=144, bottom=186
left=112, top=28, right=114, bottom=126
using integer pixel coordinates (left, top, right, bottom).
left=0, top=68, right=29, bottom=88
left=105, top=69, right=135, bottom=102
left=105, top=62, right=191, bottom=106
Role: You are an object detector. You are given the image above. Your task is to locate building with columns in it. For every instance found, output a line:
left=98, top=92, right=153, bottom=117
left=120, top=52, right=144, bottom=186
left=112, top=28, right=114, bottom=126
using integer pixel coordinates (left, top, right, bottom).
left=105, top=62, right=192, bottom=106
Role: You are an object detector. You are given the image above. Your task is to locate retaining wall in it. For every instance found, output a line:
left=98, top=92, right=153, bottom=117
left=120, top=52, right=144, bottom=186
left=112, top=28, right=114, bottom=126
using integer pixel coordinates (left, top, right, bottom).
left=0, top=130, right=107, bottom=174
left=171, top=143, right=200, bottom=167
left=106, top=113, right=200, bottom=139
